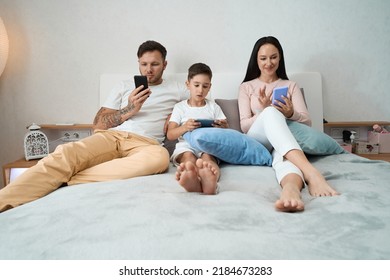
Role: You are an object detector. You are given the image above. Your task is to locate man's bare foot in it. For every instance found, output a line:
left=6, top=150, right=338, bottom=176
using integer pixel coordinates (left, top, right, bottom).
left=275, top=183, right=305, bottom=212
left=305, top=170, right=339, bottom=196
left=176, top=161, right=202, bottom=192
left=196, top=159, right=218, bottom=195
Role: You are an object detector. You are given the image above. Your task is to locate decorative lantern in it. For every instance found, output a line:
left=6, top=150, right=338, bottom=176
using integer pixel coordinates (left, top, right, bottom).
left=24, top=123, right=49, bottom=161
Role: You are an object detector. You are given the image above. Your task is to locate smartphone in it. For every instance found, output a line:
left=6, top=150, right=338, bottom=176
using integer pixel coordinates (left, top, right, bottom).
left=196, top=119, right=215, bottom=127
left=272, top=86, right=288, bottom=105
left=134, top=75, right=148, bottom=89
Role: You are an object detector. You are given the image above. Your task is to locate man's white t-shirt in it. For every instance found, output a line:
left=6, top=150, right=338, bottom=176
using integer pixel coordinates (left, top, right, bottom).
left=103, top=78, right=187, bottom=143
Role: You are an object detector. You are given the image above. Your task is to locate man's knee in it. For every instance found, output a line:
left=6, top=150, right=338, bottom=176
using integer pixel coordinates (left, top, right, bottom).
left=147, top=145, right=170, bottom=173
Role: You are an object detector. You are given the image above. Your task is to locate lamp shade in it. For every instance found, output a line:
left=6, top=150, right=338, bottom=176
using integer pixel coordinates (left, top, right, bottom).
left=0, top=17, right=9, bottom=77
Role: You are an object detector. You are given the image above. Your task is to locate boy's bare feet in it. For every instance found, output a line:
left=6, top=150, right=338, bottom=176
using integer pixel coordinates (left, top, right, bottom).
left=175, top=159, right=219, bottom=194
left=275, top=183, right=305, bottom=212
left=176, top=161, right=202, bottom=192
left=196, top=159, right=218, bottom=195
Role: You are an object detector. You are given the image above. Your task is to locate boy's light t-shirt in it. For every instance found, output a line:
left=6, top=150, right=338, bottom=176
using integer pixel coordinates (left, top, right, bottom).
left=170, top=99, right=226, bottom=143
left=170, top=99, right=226, bottom=126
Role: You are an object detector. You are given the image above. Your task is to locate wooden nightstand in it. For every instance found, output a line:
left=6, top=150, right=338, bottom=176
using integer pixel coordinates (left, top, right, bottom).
left=355, top=153, right=390, bottom=162
left=1, top=124, right=93, bottom=188
left=2, top=158, right=39, bottom=187
left=324, top=121, right=390, bottom=162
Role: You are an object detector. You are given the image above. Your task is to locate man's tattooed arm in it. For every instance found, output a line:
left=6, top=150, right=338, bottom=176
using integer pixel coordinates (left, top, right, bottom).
left=93, top=103, right=135, bottom=130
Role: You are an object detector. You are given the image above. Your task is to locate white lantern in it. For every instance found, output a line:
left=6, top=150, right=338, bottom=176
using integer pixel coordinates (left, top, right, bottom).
left=24, top=123, right=49, bottom=161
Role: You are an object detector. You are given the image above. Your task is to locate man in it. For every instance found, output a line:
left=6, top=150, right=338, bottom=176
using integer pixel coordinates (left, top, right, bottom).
left=0, top=40, right=187, bottom=212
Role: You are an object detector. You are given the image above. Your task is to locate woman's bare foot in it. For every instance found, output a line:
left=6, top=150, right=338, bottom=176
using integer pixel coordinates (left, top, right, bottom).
left=196, top=159, right=218, bottom=195
left=176, top=161, right=202, bottom=192
left=284, top=149, right=339, bottom=197
left=275, top=183, right=305, bottom=212
left=305, top=169, right=339, bottom=196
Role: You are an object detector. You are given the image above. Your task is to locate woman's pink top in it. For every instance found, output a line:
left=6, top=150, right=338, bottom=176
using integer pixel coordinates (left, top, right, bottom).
left=238, top=78, right=311, bottom=133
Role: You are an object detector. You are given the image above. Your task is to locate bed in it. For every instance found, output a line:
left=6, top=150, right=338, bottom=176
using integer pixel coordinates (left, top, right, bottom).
left=0, top=72, right=389, bottom=260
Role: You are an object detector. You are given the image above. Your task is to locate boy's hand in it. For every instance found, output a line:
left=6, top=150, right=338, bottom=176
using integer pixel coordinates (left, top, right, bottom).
left=213, top=119, right=229, bottom=128
left=183, top=119, right=201, bottom=132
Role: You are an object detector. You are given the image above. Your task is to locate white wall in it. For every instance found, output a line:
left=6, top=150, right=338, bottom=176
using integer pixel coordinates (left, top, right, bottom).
left=0, top=0, right=389, bottom=186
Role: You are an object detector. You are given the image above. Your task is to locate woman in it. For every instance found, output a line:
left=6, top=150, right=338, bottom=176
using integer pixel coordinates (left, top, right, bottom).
left=239, top=36, right=339, bottom=212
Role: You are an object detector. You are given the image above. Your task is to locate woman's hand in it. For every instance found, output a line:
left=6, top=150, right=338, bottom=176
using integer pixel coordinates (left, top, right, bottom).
left=258, top=86, right=272, bottom=108
left=273, top=94, right=294, bottom=118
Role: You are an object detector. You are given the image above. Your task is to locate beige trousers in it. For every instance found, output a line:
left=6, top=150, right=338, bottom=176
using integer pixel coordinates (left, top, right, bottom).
left=0, top=130, right=169, bottom=212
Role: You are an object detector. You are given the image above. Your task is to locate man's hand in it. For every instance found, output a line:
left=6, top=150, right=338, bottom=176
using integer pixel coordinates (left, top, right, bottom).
left=92, top=86, right=152, bottom=131
left=128, top=85, right=151, bottom=114
left=164, top=114, right=172, bottom=135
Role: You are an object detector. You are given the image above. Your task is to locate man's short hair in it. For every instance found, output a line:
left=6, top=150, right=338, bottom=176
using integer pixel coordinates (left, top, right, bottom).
left=137, top=40, right=167, bottom=60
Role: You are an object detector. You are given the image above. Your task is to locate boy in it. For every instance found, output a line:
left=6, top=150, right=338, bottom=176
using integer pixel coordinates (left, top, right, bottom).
left=167, top=63, right=228, bottom=195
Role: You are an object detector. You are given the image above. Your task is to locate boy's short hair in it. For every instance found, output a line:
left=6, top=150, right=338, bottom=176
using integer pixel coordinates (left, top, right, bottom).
left=137, top=40, right=167, bottom=60
left=187, top=63, right=212, bottom=81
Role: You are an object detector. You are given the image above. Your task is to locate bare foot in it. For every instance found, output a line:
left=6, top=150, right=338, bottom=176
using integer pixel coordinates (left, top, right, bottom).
left=305, top=170, right=340, bottom=196
left=176, top=161, right=202, bottom=192
left=275, top=184, right=305, bottom=212
left=196, top=159, right=218, bottom=195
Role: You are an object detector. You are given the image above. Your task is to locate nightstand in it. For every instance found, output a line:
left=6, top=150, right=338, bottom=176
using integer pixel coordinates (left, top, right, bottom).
left=2, top=158, right=39, bottom=187
left=354, top=153, right=390, bottom=162
left=324, top=121, right=390, bottom=162
left=1, top=124, right=93, bottom=188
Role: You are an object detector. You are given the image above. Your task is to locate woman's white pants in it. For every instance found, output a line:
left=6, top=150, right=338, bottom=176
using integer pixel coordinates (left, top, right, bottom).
left=247, top=107, right=304, bottom=183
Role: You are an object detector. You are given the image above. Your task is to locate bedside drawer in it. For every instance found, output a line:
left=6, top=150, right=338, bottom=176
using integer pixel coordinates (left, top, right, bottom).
left=2, top=158, right=39, bottom=187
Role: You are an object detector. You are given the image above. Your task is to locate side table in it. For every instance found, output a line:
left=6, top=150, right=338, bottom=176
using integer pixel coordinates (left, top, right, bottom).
left=2, top=158, right=39, bottom=188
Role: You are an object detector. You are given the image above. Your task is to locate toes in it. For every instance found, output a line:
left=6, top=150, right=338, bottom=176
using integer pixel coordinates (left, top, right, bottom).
left=184, top=161, right=197, bottom=172
left=275, top=199, right=304, bottom=212
left=195, top=158, right=204, bottom=168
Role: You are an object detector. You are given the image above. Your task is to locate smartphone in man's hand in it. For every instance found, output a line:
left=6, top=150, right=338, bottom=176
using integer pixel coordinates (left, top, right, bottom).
left=134, top=75, right=148, bottom=90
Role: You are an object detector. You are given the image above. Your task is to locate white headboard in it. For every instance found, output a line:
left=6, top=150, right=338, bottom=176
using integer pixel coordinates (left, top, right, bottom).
left=100, top=72, right=323, bottom=132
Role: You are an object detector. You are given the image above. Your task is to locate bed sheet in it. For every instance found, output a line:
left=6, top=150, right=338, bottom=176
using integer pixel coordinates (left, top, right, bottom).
left=0, top=153, right=389, bottom=260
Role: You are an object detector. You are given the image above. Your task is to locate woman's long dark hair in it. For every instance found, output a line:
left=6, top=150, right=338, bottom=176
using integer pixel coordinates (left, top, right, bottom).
left=242, top=36, right=289, bottom=83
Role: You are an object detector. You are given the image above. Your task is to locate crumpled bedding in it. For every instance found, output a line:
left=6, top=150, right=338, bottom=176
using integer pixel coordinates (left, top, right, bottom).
left=0, top=153, right=389, bottom=260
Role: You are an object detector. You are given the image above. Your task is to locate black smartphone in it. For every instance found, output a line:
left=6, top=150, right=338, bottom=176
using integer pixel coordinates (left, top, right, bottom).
left=196, top=119, right=215, bottom=127
left=134, top=75, right=148, bottom=89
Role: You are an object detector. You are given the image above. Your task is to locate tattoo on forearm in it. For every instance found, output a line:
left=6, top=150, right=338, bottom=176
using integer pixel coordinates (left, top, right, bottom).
left=93, top=103, right=135, bottom=129
left=119, top=103, right=135, bottom=116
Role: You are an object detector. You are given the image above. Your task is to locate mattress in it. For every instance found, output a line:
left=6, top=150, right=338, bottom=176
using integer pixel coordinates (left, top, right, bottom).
left=0, top=153, right=389, bottom=260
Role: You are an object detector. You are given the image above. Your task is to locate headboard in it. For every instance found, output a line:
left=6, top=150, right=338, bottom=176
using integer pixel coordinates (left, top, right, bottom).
left=100, top=72, right=323, bottom=132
